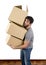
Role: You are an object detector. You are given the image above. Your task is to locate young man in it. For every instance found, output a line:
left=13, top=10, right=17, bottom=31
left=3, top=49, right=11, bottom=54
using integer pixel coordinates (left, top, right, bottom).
left=14, top=16, right=34, bottom=65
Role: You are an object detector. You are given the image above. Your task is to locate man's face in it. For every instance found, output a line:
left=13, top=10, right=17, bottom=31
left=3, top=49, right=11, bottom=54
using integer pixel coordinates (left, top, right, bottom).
left=23, top=19, right=30, bottom=28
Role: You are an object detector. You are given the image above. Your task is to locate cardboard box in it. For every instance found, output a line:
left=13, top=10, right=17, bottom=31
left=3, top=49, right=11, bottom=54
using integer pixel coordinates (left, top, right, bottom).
left=7, top=22, right=27, bottom=40
left=8, top=6, right=27, bottom=26
left=7, top=35, right=23, bottom=49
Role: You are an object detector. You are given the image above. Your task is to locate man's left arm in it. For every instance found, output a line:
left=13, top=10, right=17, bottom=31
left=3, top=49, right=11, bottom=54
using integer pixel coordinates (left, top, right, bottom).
left=14, top=40, right=30, bottom=49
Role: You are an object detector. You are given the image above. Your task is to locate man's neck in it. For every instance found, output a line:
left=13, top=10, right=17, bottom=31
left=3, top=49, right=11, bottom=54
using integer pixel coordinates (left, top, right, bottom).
left=26, top=25, right=31, bottom=30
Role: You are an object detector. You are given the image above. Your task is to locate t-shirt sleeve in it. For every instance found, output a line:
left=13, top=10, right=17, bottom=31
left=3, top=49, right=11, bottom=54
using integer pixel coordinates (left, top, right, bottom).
left=24, top=31, right=32, bottom=42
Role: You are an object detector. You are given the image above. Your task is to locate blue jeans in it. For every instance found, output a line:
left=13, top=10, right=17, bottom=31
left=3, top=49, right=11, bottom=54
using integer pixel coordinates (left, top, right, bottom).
left=20, top=48, right=32, bottom=65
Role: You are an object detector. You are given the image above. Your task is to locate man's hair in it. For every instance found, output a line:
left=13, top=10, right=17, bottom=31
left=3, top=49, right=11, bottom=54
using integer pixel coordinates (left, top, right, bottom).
left=25, top=16, right=34, bottom=24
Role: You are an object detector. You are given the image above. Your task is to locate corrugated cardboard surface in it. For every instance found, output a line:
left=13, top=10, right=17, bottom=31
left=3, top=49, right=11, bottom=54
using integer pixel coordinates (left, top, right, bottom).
left=8, top=6, right=27, bottom=26
left=7, top=22, right=27, bottom=40
left=7, top=35, right=23, bottom=48
left=7, top=6, right=27, bottom=49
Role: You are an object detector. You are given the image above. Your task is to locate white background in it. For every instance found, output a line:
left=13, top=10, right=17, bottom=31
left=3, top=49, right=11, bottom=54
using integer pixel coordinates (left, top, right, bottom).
left=0, top=0, right=46, bottom=59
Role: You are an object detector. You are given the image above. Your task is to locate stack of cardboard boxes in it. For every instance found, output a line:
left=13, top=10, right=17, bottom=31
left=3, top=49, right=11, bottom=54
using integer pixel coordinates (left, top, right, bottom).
left=7, top=6, right=28, bottom=49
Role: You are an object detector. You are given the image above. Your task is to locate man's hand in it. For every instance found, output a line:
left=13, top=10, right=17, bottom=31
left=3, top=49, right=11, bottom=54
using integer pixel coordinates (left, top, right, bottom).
left=11, top=45, right=21, bottom=49
left=11, top=45, right=16, bottom=49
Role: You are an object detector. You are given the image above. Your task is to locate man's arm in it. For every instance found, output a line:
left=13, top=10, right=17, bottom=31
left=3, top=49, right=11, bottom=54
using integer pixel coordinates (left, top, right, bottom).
left=13, top=40, right=30, bottom=49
